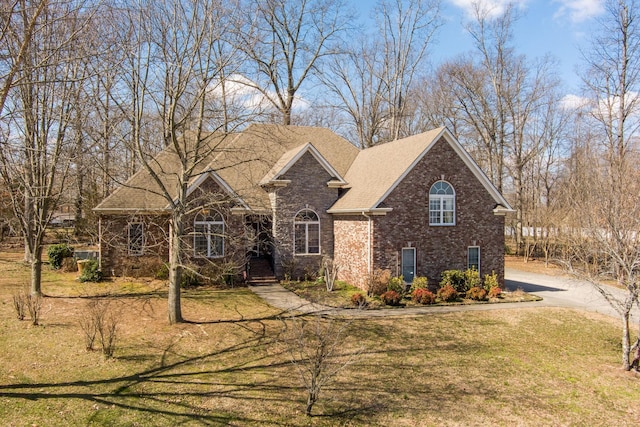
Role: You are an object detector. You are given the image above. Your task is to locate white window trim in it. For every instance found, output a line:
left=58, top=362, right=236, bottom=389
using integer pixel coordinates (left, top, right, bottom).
left=194, top=213, right=225, bottom=258
left=128, top=222, right=144, bottom=256
left=467, top=246, right=480, bottom=272
left=429, top=181, right=456, bottom=226
left=294, top=209, right=321, bottom=255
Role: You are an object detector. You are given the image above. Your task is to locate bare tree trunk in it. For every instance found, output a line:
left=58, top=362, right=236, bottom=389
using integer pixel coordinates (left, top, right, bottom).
left=167, top=217, right=183, bottom=324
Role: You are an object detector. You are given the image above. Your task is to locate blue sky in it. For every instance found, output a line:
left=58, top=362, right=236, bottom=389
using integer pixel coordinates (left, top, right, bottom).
left=361, top=0, right=606, bottom=94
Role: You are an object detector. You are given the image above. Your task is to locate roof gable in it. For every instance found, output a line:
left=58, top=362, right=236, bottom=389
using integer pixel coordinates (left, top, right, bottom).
left=328, top=128, right=513, bottom=214
left=260, top=143, right=347, bottom=186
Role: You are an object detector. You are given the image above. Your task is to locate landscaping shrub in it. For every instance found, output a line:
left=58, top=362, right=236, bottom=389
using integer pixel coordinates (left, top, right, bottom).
left=464, top=268, right=481, bottom=290
left=367, top=269, right=391, bottom=296
left=181, top=268, right=201, bottom=287
left=79, top=259, right=102, bottom=283
left=387, top=276, right=405, bottom=294
left=409, top=276, right=428, bottom=294
left=411, top=288, right=435, bottom=305
left=380, top=290, right=401, bottom=306
left=47, top=243, right=73, bottom=270
left=466, top=286, right=487, bottom=301
left=488, top=286, right=502, bottom=298
left=437, top=284, right=458, bottom=302
left=155, top=263, right=169, bottom=280
left=483, top=271, right=499, bottom=292
left=440, top=270, right=466, bottom=293
left=350, top=293, right=368, bottom=308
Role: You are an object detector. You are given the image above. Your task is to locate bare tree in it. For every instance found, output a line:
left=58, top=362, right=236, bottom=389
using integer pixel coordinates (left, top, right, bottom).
left=279, top=315, right=362, bottom=416
left=238, top=0, right=351, bottom=125
left=0, top=0, right=47, bottom=114
left=0, top=0, right=96, bottom=296
left=321, top=0, right=441, bottom=147
left=110, top=0, right=247, bottom=324
left=561, top=0, right=640, bottom=370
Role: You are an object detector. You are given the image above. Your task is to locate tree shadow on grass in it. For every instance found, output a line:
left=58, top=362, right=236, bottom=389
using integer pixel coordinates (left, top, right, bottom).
left=0, top=329, right=300, bottom=425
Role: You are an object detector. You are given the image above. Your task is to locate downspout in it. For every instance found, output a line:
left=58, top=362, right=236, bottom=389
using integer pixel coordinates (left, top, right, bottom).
left=362, top=211, right=372, bottom=276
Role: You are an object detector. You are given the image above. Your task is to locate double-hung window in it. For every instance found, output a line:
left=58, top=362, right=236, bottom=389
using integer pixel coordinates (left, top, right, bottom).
left=194, top=211, right=224, bottom=258
left=128, top=222, right=144, bottom=256
left=468, top=246, right=480, bottom=272
left=429, top=181, right=455, bottom=225
left=294, top=209, right=320, bottom=255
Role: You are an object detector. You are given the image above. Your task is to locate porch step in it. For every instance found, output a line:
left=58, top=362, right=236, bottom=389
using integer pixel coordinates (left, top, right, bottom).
left=248, top=258, right=277, bottom=284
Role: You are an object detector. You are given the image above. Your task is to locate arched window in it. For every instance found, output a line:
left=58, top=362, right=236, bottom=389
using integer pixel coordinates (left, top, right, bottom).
left=194, top=211, right=224, bottom=258
left=294, top=209, right=320, bottom=254
left=429, top=181, right=455, bottom=225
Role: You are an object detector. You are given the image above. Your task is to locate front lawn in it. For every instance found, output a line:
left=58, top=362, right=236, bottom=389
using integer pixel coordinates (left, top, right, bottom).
left=0, top=251, right=637, bottom=426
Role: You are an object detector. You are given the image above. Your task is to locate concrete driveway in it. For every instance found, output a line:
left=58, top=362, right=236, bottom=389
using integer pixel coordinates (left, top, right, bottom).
left=506, top=267, right=640, bottom=322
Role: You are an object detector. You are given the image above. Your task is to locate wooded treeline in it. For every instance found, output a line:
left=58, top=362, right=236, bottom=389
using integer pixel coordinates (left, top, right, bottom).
left=0, top=0, right=638, bottom=340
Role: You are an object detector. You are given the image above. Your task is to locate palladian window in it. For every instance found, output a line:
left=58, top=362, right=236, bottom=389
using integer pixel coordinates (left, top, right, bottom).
left=429, top=181, right=455, bottom=225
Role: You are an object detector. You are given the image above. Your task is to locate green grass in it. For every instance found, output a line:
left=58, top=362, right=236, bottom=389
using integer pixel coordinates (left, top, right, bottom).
left=0, top=254, right=639, bottom=426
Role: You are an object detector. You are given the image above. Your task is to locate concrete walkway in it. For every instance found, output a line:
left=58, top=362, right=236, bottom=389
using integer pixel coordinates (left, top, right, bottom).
left=249, top=268, right=639, bottom=320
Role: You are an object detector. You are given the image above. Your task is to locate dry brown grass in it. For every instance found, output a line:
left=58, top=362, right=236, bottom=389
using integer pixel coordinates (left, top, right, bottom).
left=0, top=251, right=639, bottom=426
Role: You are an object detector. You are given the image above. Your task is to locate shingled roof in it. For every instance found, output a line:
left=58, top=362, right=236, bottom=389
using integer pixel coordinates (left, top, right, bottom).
left=328, top=127, right=513, bottom=214
left=94, top=124, right=359, bottom=213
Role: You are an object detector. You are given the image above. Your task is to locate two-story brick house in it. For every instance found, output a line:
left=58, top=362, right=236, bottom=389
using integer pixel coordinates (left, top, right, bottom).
left=94, top=124, right=512, bottom=288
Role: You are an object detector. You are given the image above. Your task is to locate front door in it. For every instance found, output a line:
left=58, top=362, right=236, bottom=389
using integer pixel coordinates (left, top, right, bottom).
left=401, top=247, right=415, bottom=283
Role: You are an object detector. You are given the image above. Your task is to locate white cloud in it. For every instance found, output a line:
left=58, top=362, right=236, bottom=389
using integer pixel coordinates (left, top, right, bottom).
left=553, top=0, right=604, bottom=23
left=560, top=94, right=590, bottom=110
left=448, top=0, right=528, bottom=19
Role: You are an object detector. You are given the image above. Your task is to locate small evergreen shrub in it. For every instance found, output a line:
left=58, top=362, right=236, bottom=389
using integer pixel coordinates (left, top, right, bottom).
left=483, top=271, right=499, bottom=292
left=155, top=264, right=169, bottom=280
left=181, top=268, right=201, bottom=287
left=387, top=276, right=405, bottom=294
left=409, top=276, right=428, bottom=293
left=464, top=268, right=481, bottom=290
left=440, top=270, right=466, bottom=293
left=380, top=290, right=401, bottom=306
left=351, top=293, right=368, bottom=308
left=79, top=259, right=102, bottom=283
left=411, top=288, right=435, bottom=305
left=466, top=286, right=487, bottom=301
left=437, top=284, right=458, bottom=302
left=47, top=243, right=74, bottom=270
left=488, top=286, right=502, bottom=298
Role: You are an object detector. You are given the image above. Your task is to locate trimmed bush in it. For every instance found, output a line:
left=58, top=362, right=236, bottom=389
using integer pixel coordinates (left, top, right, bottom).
left=350, top=293, right=368, bottom=308
left=47, top=244, right=73, bottom=270
left=387, top=276, right=405, bottom=294
left=409, top=276, right=428, bottom=293
left=79, top=259, right=102, bottom=283
left=380, top=290, right=401, bottom=306
left=411, top=288, right=436, bottom=305
left=464, top=268, right=481, bottom=290
left=440, top=270, right=466, bottom=293
left=437, top=284, right=458, bottom=302
left=488, top=286, right=502, bottom=298
left=466, top=286, right=487, bottom=301
left=483, top=271, right=499, bottom=292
